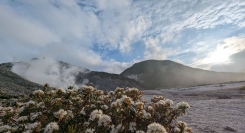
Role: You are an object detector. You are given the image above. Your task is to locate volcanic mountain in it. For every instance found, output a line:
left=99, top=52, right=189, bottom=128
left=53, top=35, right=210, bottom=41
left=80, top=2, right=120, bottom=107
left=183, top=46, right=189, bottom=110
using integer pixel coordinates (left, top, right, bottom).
left=121, top=60, right=245, bottom=89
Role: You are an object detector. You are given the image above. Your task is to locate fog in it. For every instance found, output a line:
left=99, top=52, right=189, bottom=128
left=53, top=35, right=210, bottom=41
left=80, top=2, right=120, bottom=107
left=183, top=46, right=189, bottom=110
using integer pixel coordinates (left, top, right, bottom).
left=11, top=57, right=89, bottom=88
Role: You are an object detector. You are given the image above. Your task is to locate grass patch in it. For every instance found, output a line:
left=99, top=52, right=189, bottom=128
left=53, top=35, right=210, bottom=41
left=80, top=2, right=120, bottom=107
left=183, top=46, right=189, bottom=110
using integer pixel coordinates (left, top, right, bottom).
left=239, top=86, right=245, bottom=90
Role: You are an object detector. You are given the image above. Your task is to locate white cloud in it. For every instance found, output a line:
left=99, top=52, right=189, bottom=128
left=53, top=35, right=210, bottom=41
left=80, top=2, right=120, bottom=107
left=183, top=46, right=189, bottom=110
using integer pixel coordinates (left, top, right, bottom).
left=0, top=0, right=146, bottom=73
left=191, top=36, right=245, bottom=71
left=0, top=4, right=60, bottom=47
left=143, top=37, right=173, bottom=60
left=0, top=0, right=245, bottom=74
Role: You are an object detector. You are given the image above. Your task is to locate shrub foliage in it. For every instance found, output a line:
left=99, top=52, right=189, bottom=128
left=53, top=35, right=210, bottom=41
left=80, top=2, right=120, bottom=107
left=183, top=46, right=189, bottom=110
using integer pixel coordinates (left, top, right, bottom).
left=0, top=84, right=192, bottom=133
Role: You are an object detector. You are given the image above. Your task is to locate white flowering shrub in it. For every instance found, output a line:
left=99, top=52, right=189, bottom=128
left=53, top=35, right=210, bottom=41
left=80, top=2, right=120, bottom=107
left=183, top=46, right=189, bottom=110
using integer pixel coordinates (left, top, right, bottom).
left=0, top=84, right=192, bottom=133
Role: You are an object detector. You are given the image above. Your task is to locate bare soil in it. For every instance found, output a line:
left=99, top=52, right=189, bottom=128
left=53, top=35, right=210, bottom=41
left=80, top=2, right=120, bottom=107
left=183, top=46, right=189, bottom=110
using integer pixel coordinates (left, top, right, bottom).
left=143, top=81, right=245, bottom=133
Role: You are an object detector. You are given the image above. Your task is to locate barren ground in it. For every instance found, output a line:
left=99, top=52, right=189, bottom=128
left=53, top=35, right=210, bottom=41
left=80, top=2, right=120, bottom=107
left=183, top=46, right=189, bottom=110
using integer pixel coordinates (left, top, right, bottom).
left=143, top=81, right=245, bottom=133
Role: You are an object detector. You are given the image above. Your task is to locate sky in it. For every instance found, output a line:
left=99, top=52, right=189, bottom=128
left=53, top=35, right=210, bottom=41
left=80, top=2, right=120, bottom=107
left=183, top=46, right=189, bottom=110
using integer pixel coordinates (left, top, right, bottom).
left=0, top=0, right=245, bottom=74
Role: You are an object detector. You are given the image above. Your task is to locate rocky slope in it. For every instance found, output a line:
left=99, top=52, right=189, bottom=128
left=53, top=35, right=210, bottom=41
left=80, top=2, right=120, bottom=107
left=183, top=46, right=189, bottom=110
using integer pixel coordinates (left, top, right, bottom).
left=0, top=64, right=42, bottom=96
left=121, top=60, right=245, bottom=89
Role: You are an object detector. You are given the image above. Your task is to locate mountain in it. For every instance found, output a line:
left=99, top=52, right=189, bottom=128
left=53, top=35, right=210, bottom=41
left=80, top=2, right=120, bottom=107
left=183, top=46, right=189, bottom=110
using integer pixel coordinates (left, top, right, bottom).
left=76, top=71, right=145, bottom=91
left=0, top=63, right=42, bottom=96
left=0, top=60, right=145, bottom=93
left=121, top=60, right=245, bottom=89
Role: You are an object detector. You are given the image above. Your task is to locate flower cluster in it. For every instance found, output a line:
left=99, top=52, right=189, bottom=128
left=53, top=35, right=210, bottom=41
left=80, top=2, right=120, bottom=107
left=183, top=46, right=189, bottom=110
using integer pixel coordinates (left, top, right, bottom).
left=0, top=85, right=192, bottom=133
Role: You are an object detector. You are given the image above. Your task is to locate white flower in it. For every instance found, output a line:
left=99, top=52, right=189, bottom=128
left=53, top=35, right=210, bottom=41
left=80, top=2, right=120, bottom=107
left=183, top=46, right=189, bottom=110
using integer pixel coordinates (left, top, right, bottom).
left=57, top=88, right=66, bottom=93
left=101, top=105, right=109, bottom=110
left=165, top=99, right=173, bottom=106
left=67, top=89, right=76, bottom=94
left=47, top=90, right=56, bottom=95
left=44, top=122, right=59, bottom=133
left=147, top=106, right=153, bottom=111
left=25, top=100, right=36, bottom=107
left=25, top=122, right=40, bottom=131
left=5, top=107, right=14, bottom=113
left=129, top=122, right=136, bottom=132
left=85, top=128, right=95, bottom=133
left=177, top=102, right=190, bottom=109
left=177, top=121, right=187, bottom=128
left=115, top=95, right=133, bottom=106
left=54, top=109, right=67, bottom=119
left=147, top=122, right=167, bottom=133
left=125, top=87, right=139, bottom=93
left=36, top=102, right=45, bottom=108
left=23, top=130, right=32, bottom=133
left=67, top=110, right=74, bottom=118
left=157, top=100, right=166, bottom=106
left=109, top=91, right=115, bottom=96
left=18, top=106, right=25, bottom=113
left=98, top=114, right=111, bottom=127
left=140, top=110, right=151, bottom=119
left=90, top=104, right=96, bottom=108
left=174, top=127, right=181, bottom=133
left=111, top=102, right=117, bottom=107
left=32, top=90, right=44, bottom=95
left=30, top=112, right=42, bottom=121
left=98, top=95, right=106, bottom=101
left=0, top=125, right=11, bottom=132
left=83, top=122, right=90, bottom=127
left=80, top=85, right=94, bottom=92
left=89, top=110, right=103, bottom=121
left=136, top=131, right=145, bottom=133
left=16, top=116, right=28, bottom=122
left=111, top=124, right=124, bottom=133
left=80, top=107, right=86, bottom=115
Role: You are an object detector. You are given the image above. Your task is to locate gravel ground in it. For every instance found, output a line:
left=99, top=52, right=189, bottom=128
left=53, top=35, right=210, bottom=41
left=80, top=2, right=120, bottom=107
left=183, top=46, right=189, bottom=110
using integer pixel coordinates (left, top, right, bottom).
left=143, top=81, right=245, bottom=133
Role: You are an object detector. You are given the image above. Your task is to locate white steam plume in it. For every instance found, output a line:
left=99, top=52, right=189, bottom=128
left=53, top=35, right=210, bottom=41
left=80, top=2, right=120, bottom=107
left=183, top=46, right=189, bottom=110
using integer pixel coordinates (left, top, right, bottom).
left=11, top=57, right=88, bottom=88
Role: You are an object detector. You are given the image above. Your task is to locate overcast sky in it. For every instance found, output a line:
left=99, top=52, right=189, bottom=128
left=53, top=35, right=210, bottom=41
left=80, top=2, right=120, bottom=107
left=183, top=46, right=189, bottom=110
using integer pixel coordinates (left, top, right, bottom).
left=0, top=0, right=245, bottom=74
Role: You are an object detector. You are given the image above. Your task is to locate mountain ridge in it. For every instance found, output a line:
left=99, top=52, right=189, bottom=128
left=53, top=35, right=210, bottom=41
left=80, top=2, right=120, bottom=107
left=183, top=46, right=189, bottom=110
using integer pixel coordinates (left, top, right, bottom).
left=121, top=60, right=245, bottom=89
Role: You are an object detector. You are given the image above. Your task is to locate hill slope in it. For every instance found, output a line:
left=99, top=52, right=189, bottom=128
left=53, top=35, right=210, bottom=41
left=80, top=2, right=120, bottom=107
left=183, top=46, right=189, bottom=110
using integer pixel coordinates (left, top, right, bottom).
left=0, top=64, right=42, bottom=96
left=121, top=60, right=245, bottom=89
left=1, top=60, right=145, bottom=92
left=76, top=71, right=145, bottom=91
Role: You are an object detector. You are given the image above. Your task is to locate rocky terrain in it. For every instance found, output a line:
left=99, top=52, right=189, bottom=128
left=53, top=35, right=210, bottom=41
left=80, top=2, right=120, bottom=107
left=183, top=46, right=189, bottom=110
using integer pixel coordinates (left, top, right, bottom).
left=143, top=81, right=245, bottom=133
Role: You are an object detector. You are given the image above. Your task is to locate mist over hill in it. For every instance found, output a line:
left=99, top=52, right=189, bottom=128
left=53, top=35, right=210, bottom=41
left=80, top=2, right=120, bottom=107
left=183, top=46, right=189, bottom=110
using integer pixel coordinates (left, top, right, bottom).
left=121, top=60, right=245, bottom=89
left=0, top=58, right=145, bottom=93
left=1, top=59, right=245, bottom=94
left=0, top=64, right=42, bottom=96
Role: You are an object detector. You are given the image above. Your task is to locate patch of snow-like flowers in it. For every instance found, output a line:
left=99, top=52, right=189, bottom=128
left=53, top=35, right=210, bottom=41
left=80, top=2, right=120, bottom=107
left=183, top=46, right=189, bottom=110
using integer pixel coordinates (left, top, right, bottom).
left=54, top=109, right=67, bottom=120
left=44, top=122, right=59, bottom=133
left=147, top=122, right=167, bottom=133
left=98, top=114, right=111, bottom=127
left=0, top=85, right=192, bottom=133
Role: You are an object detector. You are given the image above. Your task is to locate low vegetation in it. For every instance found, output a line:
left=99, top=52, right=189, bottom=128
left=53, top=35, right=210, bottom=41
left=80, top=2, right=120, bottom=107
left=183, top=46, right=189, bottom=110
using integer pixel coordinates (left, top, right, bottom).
left=239, top=86, right=245, bottom=90
left=0, top=84, right=192, bottom=133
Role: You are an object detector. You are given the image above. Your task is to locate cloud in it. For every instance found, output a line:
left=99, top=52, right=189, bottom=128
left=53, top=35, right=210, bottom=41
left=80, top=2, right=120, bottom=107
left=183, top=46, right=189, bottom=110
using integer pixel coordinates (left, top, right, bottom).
left=0, top=0, right=245, bottom=74
left=0, top=0, right=146, bottom=73
left=11, top=57, right=88, bottom=88
left=191, top=36, right=245, bottom=71
left=143, top=37, right=174, bottom=60
left=210, top=49, right=245, bottom=72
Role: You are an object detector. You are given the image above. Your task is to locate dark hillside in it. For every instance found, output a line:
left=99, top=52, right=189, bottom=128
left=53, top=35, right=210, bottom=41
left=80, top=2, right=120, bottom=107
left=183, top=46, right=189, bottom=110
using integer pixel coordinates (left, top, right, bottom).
left=0, top=64, right=42, bottom=96
left=121, top=60, right=245, bottom=89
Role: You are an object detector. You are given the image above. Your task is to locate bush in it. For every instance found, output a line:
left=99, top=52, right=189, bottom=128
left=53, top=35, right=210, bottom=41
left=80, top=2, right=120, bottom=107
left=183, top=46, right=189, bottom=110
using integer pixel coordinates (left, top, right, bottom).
left=0, top=85, right=192, bottom=133
left=239, top=86, right=245, bottom=90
